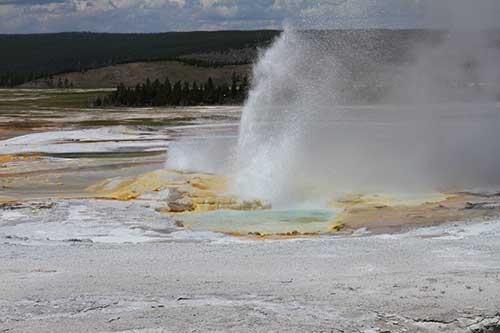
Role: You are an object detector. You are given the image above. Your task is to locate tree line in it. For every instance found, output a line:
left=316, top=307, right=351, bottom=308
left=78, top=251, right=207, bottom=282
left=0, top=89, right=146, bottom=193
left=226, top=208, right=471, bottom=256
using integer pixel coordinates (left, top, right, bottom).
left=95, top=73, right=250, bottom=107
left=0, top=31, right=279, bottom=87
left=0, top=72, right=43, bottom=87
left=0, top=72, right=75, bottom=88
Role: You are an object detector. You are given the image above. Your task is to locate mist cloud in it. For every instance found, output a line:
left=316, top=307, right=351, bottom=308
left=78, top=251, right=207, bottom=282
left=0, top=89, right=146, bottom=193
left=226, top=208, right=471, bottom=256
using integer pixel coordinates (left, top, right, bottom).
left=231, top=0, right=500, bottom=205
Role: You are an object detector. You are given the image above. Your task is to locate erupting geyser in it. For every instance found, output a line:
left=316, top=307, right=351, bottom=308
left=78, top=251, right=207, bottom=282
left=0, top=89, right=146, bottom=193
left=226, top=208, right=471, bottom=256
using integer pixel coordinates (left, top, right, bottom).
left=165, top=1, right=500, bottom=208
left=232, top=1, right=500, bottom=207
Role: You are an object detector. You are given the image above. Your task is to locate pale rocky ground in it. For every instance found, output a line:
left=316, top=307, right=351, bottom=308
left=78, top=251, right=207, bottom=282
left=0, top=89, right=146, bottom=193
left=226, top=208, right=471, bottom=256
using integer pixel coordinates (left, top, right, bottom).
left=1, top=204, right=500, bottom=332
left=1, top=96, right=500, bottom=332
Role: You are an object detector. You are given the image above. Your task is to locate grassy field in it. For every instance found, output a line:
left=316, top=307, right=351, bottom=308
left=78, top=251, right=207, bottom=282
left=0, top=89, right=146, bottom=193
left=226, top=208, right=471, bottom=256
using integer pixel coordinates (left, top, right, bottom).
left=0, top=89, right=112, bottom=110
left=0, top=89, right=238, bottom=141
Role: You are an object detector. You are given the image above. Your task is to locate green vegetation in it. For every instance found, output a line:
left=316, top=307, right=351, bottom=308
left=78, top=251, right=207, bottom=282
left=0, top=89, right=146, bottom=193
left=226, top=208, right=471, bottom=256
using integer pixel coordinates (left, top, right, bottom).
left=0, top=89, right=111, bottom=110
left=44, top=151, right=165, bottom=159
left=0, top=31, right=280, bottom=87
left=98, top=73, right=249, bottom=107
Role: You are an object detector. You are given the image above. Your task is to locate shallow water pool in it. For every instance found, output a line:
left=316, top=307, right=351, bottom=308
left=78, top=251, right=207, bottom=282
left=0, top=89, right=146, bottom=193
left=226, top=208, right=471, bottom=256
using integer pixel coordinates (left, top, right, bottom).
left=180, top=208, right=338, bottom=235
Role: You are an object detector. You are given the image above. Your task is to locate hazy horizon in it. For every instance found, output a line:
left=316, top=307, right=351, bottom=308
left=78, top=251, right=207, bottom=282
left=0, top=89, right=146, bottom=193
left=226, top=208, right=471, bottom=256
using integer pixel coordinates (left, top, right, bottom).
left=4, top=27, right=500, bottom=36
left=2, top=0, right=500, bottom=34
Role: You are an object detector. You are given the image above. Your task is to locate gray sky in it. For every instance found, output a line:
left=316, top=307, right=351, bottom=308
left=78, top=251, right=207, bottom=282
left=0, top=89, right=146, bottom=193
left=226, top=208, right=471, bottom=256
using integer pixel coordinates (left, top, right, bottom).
left=0, top=0, right=497, bottom=33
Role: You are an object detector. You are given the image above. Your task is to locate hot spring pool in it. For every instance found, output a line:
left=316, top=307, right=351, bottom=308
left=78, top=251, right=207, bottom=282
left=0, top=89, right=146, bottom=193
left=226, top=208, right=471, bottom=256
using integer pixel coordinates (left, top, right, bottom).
left=179, top=208, right=338, bottom=235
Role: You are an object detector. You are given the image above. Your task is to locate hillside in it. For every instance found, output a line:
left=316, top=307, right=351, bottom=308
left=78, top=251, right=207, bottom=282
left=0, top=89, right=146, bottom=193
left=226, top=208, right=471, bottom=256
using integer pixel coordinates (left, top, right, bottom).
left=0, top=30, right=279, bottom=86
left=0, top=29, right=441, bottom=88
left=4, top=29, right=500, bottom=90
left=22, top=61, right=251, bottom=89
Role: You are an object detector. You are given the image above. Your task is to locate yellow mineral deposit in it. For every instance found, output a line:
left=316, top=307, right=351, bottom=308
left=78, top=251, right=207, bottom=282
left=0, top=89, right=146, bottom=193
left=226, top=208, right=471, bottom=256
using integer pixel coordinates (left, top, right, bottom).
left=87, top=169, right=500, bottom=238
left=330, top=192, right=449, bottom=209
left=87, top=170, right=174, bottom=201
left=0, top=154, right=40, bottom=165
left=87, top=169, right=271, bottom=213
left=87, top=169, right=337, bottom=238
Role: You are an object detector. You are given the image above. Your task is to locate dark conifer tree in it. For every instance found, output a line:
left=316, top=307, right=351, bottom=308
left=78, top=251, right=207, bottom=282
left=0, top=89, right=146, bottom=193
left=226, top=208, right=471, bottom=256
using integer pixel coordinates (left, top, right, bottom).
left=172, top=81, right=182, bottom=105
left=99, top=74, right=251, bottom=107
left=192, top=81, right=201, bottom=104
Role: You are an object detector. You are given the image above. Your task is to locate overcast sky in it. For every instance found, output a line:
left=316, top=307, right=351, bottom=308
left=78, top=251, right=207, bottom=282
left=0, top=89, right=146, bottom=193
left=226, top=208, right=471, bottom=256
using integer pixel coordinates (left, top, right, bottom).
left=0, top=0, right=499, bottom=34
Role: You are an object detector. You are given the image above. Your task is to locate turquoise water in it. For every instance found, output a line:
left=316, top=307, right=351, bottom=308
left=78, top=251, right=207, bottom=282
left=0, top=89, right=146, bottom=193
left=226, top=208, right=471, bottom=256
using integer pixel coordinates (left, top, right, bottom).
left=180, top=208, right=337, bottom=235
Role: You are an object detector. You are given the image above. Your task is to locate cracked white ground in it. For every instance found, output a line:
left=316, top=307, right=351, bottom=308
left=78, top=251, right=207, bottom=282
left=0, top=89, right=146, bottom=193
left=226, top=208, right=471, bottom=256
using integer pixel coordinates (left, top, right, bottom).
left=1, top=102, right=500, bottom=332
left=1, top=201, right=500, bottom=332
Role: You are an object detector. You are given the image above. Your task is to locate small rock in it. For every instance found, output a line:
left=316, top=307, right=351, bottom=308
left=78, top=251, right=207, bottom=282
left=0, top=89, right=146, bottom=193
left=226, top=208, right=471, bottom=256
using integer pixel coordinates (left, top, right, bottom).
left=64, top=238, right=93, bottom=243
left=5, top=235, right=29, bottom=241
left=463, top=202, right=500, bottom=210
left=167, top=199, right=195, bottom=213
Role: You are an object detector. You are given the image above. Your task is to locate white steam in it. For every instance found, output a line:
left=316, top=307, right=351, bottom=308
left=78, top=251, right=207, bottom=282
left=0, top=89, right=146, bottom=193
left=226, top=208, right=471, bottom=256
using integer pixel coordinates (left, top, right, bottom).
left=233, top=1, right=500, bottom=207
left=163, top=1, right=500, bottom=207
